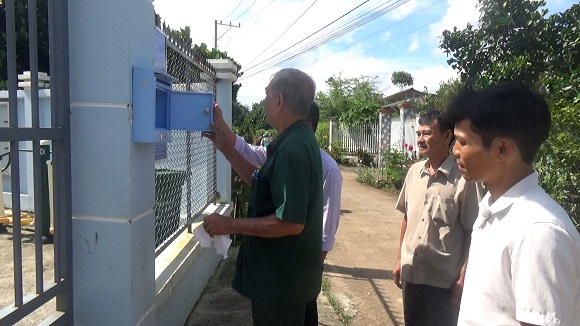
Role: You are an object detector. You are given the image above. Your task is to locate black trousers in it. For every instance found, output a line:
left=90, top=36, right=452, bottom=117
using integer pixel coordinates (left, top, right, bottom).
left=251, top=302, right=305, bottom=326
left=402, top=281, right=459, bottom=326
left=304, top=296, right=318, bottom=326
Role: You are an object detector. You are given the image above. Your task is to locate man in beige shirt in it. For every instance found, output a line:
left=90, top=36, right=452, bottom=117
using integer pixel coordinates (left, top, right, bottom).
left=393, top=110, right=483, bottom=326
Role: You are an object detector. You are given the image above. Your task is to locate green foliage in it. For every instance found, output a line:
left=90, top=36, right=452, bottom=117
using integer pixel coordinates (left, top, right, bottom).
left=355, top=148, right=374, bottom=167
left=0, top=0, right=50, bottom=89
left=439, top=1, right=580, bottom=227
left=391, top=71, right=414, bottom=89
left=440, top=0, right=552, bottom=87
left=232, top=100, right=249, bottom=127
left=356, top=149, right=418, bottom=191
left=325, top=141, right=349, bottom=165
left=315, top=120, right=330, bottom=150
left=315, top=74, right=384, bottom=126
left=233, top=101, right=270, bottom=140
left=537, top=79, right=580, bottom=227
left=417, top=79, right=465, bottom=114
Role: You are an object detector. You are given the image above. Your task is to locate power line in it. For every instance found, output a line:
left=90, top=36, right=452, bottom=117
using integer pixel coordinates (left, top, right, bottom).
left=244, top=0, right=319, bottom=69
left=222, top=0, right=245, bottom=21
left=232, top=0, right=259, bottom=22
left=301, top=0, right=445, bottom=70
left=241, top=0, right=409, bottom=79
left=215, top=20, right=241, bottom=50
left=243, top=0, right=372, bottom=72
left=310, top=16, right=445, bottom=75
left=239, top=0, right=275, bottom=24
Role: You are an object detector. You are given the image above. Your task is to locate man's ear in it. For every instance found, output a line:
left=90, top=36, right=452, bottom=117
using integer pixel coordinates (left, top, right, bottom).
left=443, top=129, right=453, bottom=143
left=495, top=137, right=516, bottom=160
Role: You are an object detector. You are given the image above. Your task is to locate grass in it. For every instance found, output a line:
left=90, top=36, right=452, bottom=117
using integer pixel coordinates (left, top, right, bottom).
left=321, top=275, right=353, bottom=325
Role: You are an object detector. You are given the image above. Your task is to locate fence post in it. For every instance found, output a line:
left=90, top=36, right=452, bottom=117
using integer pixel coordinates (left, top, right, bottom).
left=208, top=59, right=238, bottom=204
left=329, top=119, right=339, bottom=151
left=399, top=102, right=417, bottom=152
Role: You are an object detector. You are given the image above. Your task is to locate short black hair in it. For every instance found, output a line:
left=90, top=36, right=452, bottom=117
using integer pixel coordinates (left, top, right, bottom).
left=306, top=102, right=320, bottom=133
left=446, top=81, right=551, bottom=164
left=418, top=110, right=455, bottom=146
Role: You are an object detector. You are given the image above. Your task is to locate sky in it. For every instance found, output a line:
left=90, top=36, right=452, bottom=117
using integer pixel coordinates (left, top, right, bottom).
left=153, top=0, right=575, bottom=108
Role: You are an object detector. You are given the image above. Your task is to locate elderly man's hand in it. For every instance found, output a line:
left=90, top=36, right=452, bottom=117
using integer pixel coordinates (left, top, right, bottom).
left=203, top=213, right=233, bottom=237
left=202, top=104, right=236, bottom=153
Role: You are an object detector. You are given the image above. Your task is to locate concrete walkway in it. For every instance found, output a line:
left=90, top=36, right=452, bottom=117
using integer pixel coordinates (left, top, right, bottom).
left=186, top=166, right=404, bottom=325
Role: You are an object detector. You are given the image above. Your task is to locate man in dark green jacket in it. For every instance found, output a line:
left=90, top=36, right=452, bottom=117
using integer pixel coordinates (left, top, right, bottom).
left=203, top=68, right=323, bottom=326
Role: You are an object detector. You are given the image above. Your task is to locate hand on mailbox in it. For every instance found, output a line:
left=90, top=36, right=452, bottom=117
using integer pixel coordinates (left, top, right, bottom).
left=201, top=103, right=236, bottom=153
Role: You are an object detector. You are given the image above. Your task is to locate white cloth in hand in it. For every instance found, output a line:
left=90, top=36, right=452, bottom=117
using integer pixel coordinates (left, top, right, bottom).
left=193, top=223, right=232, bottom=259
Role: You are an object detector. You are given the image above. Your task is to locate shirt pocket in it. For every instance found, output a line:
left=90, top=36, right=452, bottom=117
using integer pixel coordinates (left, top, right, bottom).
left=431, top=196, right=458, bottom=227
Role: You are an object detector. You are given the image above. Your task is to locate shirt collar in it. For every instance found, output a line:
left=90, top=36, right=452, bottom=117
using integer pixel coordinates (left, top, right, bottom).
left=266, top=119, right=307, bottom=158
left=478, top=171, right=539, bottom=222
left=420, top=154, right=455, bottom=178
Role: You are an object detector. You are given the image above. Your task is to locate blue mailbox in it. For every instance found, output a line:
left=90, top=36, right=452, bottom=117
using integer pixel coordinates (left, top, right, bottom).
left=132, top=28, right=214, bottom=159
left=132, top=67, right=214, bottom=143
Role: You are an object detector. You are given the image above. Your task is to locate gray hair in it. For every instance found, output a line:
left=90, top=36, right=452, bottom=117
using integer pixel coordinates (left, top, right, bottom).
left=269, top=68, right=316, bottom=116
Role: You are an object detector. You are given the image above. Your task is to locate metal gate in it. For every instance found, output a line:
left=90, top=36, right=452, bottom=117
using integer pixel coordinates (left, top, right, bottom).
left=0, top=0, right=72, bottom=324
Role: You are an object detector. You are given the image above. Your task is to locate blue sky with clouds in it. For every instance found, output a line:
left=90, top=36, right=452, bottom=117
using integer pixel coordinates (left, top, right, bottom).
left=153, top=0, right=575, bottom=107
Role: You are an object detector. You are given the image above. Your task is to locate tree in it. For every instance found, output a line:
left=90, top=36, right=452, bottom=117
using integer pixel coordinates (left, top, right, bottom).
left=316, top=74, right=384, bottom=126
left=417, top=79, right=464, bottom=114
left=391, top=71, right=414, bottom=90
left=439, top=1, right=580, bottom=227
left=0, top=0, right=50, bottom=90
left=440, top=0, right=553, bottom=88
left=234, top=101, right=271, bottom=139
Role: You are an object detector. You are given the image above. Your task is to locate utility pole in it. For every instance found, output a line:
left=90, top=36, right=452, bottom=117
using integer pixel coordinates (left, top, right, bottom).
left=214, top=20, right=240, bottom=50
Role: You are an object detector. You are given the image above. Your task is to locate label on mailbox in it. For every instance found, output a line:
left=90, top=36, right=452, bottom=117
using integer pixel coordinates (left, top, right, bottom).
left=154, top=28, right=167, bottom=73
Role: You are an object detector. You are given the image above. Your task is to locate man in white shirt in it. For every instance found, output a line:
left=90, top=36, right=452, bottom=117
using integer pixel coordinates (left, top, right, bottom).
left=447, top=81, right=580, bottom=326
left=205, top=102, right=342, bottom=326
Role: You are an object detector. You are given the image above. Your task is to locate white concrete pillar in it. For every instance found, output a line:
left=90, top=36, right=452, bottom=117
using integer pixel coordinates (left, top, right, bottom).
left=208, top=59, right=238, bottom=204
left=68, top=1, right=156, bottom=325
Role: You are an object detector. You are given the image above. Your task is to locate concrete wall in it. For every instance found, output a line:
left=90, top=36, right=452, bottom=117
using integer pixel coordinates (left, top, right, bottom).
left=67, top=1, right=236, bottom=324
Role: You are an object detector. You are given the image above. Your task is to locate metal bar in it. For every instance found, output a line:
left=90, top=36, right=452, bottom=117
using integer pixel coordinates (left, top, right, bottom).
left=165, top=41, right=215, bottom=76
left=49, top=0, right=72, bottom=319
left=0, top=281, right=67, bottom=325
left=0, top=128, right=67, bottom=141
left=33, top=140, right=45, bottom=294
left=29, top=0, right=40, bottom=129
left=186, top=131, right=192, bottom=218
left=5, top=0, right=24, bottom=308
left=29, top=0, right=45, bottom=296
left=10, top=141, right=23, bottom=307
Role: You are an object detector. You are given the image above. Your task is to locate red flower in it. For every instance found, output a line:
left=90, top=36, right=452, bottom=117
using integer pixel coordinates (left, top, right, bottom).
left=408, top=145, right=414, bottom=151
left=403, top=143, right=408, bottom=148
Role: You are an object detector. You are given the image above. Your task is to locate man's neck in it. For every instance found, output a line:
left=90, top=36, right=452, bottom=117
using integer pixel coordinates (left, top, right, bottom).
left=274, top=116, right=303, bottom=135
left=486, top=164, right=534, bottom=200
left=427, top=152, right=449, bottom=174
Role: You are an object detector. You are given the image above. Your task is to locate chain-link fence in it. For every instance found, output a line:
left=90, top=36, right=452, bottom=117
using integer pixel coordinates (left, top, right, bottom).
left=153, top=24, right=218, bottom=251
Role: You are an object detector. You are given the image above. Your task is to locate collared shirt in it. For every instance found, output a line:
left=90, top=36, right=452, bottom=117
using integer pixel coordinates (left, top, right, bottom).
left=458, top=172, right=580, bottom=326
left=233, top=135, right=343, bottom=252
left=396, top=154, right=483, bottom=288
left=232, top=120, right=323, bottom=305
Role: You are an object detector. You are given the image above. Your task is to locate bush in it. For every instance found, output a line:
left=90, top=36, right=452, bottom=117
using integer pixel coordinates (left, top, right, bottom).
left=315, top=121, right=330, bottom=149
left=355, top=149, right=418, bottom=191
left=325, top=141, right=348, bottom=165
left=356, top=148, right=374, bottom=167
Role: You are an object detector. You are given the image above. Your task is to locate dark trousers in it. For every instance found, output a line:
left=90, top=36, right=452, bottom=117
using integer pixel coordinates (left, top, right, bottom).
left=402, top=282, right=459, bottom=326
left=304, top=296, right=318, bottom=326
left=251, top=302, right=306, bottom=326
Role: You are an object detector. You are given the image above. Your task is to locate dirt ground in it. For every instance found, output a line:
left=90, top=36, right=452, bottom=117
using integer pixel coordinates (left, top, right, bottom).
left=1, top=165, right=405, bottom=326
left=187, top=166, right=405, bottom=325
left=323, top=166, right=404, bottom=325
